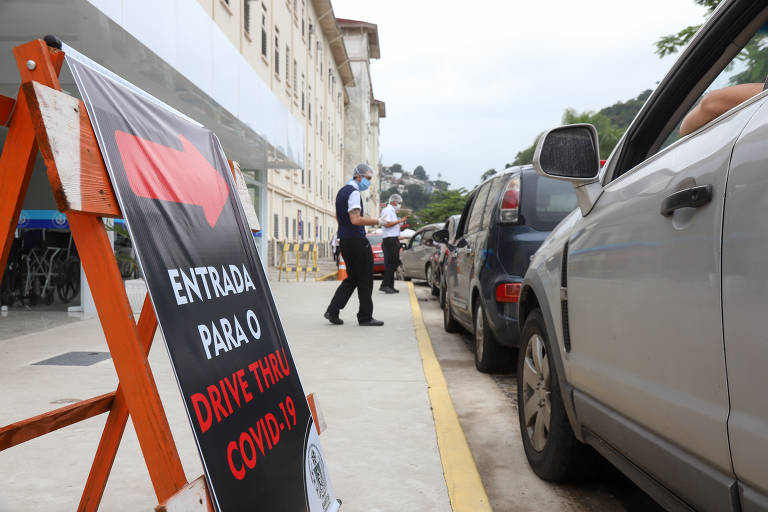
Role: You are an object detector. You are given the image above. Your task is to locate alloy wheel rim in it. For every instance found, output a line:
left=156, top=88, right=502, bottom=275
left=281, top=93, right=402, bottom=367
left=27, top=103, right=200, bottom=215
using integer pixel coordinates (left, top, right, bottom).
left=523, top=334, right=551, bottom=452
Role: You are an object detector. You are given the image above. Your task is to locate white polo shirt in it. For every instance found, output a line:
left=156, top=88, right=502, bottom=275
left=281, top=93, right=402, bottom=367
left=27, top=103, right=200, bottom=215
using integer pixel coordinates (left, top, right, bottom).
left=380, top=204, right=400, bottom=238
left=346, top=179, right=362, bottom=212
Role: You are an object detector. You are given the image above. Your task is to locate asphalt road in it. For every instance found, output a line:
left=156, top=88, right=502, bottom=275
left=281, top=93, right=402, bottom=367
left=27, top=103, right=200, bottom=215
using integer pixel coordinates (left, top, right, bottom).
left=411, top=283, right=665, bottom=512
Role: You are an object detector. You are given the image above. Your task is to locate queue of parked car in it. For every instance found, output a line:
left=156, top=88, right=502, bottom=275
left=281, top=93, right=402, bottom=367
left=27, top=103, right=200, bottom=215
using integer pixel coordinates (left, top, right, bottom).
left=395, top=2, right=768, bottom=509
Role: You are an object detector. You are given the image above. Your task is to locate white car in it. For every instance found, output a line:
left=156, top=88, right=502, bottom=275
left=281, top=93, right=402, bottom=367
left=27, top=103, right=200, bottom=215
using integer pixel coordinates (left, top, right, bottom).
left=517, top=1, right=768, bottom=510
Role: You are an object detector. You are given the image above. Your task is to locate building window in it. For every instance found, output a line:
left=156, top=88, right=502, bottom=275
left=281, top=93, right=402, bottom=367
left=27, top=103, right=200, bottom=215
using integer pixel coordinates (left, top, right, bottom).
left=284, top=217, right=289, bottom=239
left=292, top=219, right=297, bottom=240
left=273, top=213, right=279, bottom=238
left=301, top=169, right=305, bottom=185
left=274, top=30, right=280, bottom=76
left=261, top=7, right=268, bottom=57
left=301, top=74, right=305, bottom=111
left=285, top=45, right=290, bottom=86
left=308, top=169, right=312, bottom=190
left=293, top=59, right=297, bottom=91
left=244, top=0, right=251, bottom=33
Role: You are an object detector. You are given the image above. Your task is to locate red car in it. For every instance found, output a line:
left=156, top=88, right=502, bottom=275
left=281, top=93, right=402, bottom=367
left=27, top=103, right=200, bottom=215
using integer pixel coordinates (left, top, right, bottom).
left=366, top=234, right=386, bottom=274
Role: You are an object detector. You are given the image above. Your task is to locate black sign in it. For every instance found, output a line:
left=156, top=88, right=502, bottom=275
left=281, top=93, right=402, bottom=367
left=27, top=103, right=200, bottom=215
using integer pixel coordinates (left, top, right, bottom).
left=67, top=53, right=337, bottom=512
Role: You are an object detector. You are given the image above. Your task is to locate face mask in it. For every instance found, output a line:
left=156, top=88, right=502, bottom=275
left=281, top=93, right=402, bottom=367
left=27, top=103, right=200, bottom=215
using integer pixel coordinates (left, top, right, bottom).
left=394, top=204, right=401, bottom=211
left=358, top=177, right=371, bottom=191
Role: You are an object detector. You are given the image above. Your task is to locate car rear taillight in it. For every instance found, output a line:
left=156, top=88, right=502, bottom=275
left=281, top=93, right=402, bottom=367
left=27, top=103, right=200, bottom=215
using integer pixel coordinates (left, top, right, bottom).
left=495, top=283, right=521, bottom=303
left=499, top=175, right=520, bottom=224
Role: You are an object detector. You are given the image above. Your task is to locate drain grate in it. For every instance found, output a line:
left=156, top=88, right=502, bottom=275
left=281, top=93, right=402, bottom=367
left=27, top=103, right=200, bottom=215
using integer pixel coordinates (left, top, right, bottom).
left=33, top=351, right=111, bottom=366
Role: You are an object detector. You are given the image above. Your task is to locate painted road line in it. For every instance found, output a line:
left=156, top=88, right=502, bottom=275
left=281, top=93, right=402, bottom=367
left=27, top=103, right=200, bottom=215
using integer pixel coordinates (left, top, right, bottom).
left=407, top=282, right=492, bottom=512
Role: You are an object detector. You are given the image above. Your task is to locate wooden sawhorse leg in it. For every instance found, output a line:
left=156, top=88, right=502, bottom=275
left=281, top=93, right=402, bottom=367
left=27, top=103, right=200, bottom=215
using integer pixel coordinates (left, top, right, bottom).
left=78, top=293, right=158, bottom=512
left=67, top=212, right=187, bottom=504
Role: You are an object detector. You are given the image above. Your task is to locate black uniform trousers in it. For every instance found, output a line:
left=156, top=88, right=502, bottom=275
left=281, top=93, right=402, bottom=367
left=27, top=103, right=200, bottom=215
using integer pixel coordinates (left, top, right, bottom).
left=381, top=236, right=400, bottom=289
left=327, top=237, right=374, bottom=321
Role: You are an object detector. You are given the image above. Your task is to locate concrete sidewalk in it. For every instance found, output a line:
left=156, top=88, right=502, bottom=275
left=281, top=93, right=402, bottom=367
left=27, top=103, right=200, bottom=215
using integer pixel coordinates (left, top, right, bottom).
left=0, top=280, right=451, bottom=511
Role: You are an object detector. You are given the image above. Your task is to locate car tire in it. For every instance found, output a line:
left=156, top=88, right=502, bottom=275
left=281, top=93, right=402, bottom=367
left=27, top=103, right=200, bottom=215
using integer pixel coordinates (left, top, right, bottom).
left=473, top=300, right=513, bottom=373
left=443, top=295, right=460, bottom=333
left=517, top=308, right=585, bottom=481
left=439, top=282, right=447, bottom=310
left=426, top=266, right=439, bottom=296
left=397, top=264, right=410, bottom=282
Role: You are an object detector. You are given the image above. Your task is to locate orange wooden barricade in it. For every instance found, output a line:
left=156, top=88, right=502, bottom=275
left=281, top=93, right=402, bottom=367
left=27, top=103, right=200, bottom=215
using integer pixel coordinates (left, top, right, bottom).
left=0, top=38, right=270, bottom=511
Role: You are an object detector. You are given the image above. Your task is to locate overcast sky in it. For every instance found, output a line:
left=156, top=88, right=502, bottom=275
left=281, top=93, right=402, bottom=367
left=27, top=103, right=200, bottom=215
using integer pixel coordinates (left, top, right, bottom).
left=331, top=0, right=708, bottom=190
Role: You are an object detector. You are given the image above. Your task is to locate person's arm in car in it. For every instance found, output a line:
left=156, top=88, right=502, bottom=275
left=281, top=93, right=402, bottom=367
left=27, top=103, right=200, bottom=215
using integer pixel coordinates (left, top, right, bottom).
left=680, top=83, right=764, bottom=136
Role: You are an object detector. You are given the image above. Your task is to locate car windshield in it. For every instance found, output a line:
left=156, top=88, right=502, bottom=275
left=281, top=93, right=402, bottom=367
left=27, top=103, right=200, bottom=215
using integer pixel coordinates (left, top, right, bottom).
left=367, top=235, right=383, bottom=245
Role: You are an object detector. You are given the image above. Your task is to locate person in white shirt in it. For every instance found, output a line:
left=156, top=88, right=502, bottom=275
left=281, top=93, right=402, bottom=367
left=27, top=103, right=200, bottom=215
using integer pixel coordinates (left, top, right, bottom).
left=379, top=194, right=408, bottom=294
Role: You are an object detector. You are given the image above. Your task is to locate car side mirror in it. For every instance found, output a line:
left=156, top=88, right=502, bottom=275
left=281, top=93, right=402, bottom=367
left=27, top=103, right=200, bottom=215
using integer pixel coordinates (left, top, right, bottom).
left=432, top=229, right=449, bottom=244
left=533, top=123, right=600, bottom=184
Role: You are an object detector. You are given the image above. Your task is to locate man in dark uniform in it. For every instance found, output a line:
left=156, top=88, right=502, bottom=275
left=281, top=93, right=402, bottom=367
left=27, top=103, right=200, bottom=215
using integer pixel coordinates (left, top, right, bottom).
left=324, top=163, right=384, bottom=326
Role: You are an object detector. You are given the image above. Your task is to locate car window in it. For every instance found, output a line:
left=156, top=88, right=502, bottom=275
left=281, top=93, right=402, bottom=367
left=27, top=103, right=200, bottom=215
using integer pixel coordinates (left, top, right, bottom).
left=411, top=233, right=423, bottom=247
left=520, top=172, right=578, bottom=231
left=611, top=8, right=768, bottom=181
left=423, top=229, right=434, bottom=245
left=467, top=182, right=492, bottom=233
left=454, top=193, right=475, bottom=239
left=482, top=175, right=510, bottom=230
left=659, top=26, right=768, bottom=151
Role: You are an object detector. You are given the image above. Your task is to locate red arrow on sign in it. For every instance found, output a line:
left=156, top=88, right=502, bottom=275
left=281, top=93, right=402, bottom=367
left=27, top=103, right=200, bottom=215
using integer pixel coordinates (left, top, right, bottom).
left=114, top=130, right=229, bottom=228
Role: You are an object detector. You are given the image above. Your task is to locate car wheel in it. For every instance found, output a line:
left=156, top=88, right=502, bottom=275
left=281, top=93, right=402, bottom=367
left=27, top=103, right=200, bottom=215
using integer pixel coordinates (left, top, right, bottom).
left=517, top=308, right=585, bottom=481
left=397, top=264, right=410, bottom=282
left=428, top=266, right=440, bottom=297
left=443, top=295, right=460, bottom=333
left=439, top=282, right=446, bottom=310
left=473, top=300, right=513, bottom=373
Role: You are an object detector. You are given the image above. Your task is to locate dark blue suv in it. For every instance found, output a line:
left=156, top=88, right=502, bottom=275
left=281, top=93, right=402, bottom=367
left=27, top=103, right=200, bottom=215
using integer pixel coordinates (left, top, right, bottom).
left=434, top=165, right=577, bottom=372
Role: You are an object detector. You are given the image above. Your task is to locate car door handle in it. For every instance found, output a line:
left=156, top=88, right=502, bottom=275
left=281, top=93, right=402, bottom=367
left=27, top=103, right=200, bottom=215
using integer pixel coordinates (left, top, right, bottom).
left=660, top=185, right=713, bottom=217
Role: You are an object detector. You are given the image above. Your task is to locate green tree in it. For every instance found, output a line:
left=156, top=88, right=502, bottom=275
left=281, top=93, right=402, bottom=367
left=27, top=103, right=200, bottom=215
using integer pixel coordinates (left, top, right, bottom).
left=480, top=168, right=497, bottom=182
left=413, top=165, right=428, bottom=180
left=511, top=135, right=541, bottom=166
left=654, top=0, right=721, bottom=58
left=389, top=163, right=403, bottom=174
left=405, top=183, right=430, bottom=211
left=432, top=180, right=450, bottom=192
left=599, top=90, right=652, bottom=127
left=562, top=109, right=624, bottom=159
left=655, top=0, right=768, bottom=85
left=414, top=189, right=468, bottom=226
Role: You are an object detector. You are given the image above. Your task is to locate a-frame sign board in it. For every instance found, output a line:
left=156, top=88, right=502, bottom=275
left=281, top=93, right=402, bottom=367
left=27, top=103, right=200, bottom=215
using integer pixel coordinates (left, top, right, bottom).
left=0, top=38, right=316, bottom=511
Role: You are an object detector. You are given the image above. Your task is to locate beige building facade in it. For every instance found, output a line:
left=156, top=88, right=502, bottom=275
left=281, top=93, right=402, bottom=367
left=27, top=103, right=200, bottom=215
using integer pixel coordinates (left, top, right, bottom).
left=339, top=19, right=386, bottom=218
left=198, top=0, right=384, bottom=261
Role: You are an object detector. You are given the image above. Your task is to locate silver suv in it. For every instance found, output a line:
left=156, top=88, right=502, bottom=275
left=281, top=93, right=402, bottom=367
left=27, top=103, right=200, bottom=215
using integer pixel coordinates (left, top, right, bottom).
left=517, top=1, right=768, bottom=510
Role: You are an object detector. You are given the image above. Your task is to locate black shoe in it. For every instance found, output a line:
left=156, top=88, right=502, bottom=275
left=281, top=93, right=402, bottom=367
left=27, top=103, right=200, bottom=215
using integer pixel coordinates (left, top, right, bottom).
left=379, top=286, right=396, bottom=294
left=391, top=288, right=400, bottom=293
left=359, top=318, right=384, bottom=326
left=324, top=311, right=343, bottom=325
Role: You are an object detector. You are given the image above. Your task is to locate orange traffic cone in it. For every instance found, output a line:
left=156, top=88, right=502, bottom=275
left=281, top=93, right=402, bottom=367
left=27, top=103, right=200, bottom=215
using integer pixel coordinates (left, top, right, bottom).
left=338, top=255, right=348, bottom=280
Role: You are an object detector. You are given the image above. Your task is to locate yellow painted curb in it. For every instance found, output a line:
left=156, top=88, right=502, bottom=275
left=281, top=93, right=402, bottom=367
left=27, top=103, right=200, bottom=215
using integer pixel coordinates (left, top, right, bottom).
left=315, top=271, right=338, bottom=281
left=407, top=282, right=492, bottom=512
